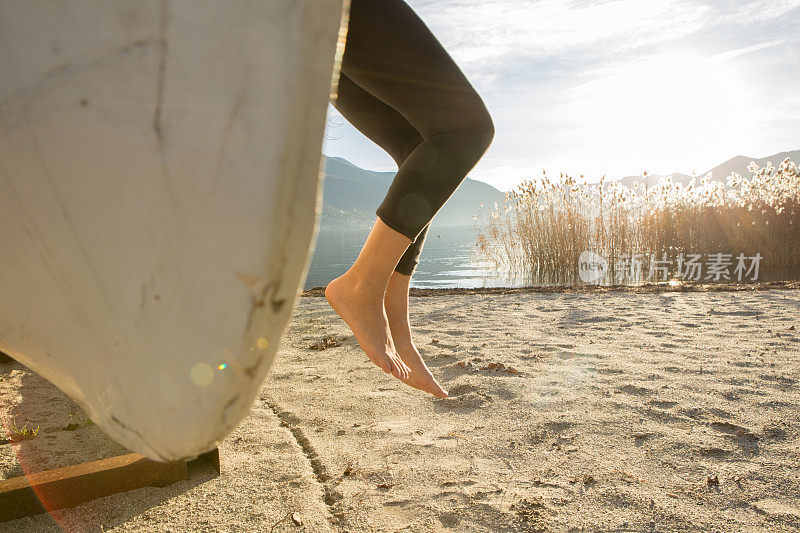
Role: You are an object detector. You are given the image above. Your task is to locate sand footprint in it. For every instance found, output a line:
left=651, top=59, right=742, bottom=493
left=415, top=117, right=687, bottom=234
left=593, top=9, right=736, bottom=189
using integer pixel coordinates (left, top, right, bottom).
left=436, top=383, right=490, bottom=409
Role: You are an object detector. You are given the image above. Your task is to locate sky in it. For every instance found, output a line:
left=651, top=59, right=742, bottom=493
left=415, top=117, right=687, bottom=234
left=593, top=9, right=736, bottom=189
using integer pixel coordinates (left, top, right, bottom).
left=322, top=0, right=800, bottom=192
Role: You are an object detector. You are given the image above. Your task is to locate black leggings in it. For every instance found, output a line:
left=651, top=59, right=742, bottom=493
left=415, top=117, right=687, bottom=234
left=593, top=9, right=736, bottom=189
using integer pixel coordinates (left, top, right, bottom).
left=333, top=0, right=494, bottom=276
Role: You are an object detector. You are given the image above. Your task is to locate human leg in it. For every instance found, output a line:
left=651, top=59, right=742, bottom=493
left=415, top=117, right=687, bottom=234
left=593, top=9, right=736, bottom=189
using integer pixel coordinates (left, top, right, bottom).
left=384, top=269, right=448, bottom=397
left=334, top=73, right=429, bottom=276
left=325, top=217, right=411, bottom=381
left=332, top=74, right=444, bottom=395
left=342, top=0, right=494, bottom=241
left=326, top=0, right=493, bottom=394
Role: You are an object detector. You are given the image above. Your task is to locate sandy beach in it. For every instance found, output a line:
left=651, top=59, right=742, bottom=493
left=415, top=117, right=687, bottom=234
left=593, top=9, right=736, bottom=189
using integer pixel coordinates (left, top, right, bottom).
left=2, top=286, right=800, bottom=532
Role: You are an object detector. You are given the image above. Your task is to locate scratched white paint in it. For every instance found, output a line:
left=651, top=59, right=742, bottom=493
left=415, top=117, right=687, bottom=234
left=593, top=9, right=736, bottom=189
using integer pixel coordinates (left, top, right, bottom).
left=0, top=0, right=346, bottom=461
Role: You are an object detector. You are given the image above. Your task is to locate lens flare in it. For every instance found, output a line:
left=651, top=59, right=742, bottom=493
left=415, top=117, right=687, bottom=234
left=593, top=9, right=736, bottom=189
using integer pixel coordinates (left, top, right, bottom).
left=190, top=363, right=214, bottom=387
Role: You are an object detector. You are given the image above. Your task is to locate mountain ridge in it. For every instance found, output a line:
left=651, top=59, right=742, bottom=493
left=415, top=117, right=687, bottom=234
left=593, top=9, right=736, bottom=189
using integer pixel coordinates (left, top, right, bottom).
left=617, top=149, right=799, bottom=188
left=319, top=148, right=799, bottom=229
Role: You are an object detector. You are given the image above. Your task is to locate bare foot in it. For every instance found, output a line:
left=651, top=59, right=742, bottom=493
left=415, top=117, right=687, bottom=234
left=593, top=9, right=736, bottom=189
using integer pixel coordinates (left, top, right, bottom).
left=390, top=334, right=449, bottom=398
left=385, top=274, right=448, bottom=398
left=325, top=273, right=411, bottom=381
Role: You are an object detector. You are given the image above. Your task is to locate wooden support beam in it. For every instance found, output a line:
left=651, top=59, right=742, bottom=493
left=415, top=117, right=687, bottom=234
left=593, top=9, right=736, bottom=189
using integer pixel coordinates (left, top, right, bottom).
left=0, top=448, right=220, bottom=523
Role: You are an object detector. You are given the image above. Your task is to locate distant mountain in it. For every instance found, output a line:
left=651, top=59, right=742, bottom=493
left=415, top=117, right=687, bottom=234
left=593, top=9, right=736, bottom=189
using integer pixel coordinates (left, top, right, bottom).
left=617, top=149, right=800, bottom=188
left=319, top=149, right=799, bottom=229
left=319, top=156, right=505, bottom=230
left=705, top=149, right=800, bottom=181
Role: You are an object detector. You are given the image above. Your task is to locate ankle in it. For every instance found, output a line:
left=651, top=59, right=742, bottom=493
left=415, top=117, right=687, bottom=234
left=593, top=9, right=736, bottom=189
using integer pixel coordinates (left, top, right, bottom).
left=338, top=269, right=388, bottom=298
left=385, top=308, right=412, bottom=335
left=385, top=283, right=409, bottom=308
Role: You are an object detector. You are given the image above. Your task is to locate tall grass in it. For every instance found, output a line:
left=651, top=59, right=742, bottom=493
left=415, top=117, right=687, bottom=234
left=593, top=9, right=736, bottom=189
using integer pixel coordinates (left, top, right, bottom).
left=474, top=158, right=800, bottom=285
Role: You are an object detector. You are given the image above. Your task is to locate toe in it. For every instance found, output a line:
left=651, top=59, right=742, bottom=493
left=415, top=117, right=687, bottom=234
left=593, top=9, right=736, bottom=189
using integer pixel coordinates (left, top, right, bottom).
left=389, top=359, right=405, bottom=380
left=397, top=355, right=411, bottom=374
left=393, top=355, right=410, bottom=380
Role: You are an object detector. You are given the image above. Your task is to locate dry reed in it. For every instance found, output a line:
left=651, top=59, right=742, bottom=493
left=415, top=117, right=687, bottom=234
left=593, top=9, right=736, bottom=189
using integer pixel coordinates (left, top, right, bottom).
left=474, top=158, right=800, bottom=285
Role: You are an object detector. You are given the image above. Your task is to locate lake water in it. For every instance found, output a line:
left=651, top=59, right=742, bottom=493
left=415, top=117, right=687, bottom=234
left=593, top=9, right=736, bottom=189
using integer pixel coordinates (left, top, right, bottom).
left=304, top=225, right=523, bottom=289
left=305, top=225, right=799, bottom=289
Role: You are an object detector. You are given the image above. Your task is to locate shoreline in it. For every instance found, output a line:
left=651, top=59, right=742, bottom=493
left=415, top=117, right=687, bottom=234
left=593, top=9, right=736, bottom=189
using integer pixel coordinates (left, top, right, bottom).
left=302, top=279, right=800, bottom=297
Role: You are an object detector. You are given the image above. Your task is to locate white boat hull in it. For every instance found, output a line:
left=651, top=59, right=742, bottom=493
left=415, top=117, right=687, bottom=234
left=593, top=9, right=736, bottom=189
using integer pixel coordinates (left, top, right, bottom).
left=0, top=0, right=346, bottom=461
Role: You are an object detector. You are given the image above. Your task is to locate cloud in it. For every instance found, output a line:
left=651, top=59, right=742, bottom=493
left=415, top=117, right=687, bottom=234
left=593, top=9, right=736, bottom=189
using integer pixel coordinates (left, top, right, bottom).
left=408, top=0, right=711, bottom=70
left=711, top=39, right=790, bottom=61
left=408, top=0, right=800, bottom=78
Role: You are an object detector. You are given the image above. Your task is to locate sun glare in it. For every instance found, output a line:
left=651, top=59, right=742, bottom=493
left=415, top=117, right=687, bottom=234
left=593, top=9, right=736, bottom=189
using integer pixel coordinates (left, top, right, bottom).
left=560, top=52, right=754, bottom=176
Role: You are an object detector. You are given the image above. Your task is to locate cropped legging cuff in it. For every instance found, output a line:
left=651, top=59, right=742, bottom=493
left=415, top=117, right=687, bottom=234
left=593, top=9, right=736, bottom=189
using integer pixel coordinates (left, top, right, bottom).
left=390, top=221, right=429, bottom=276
